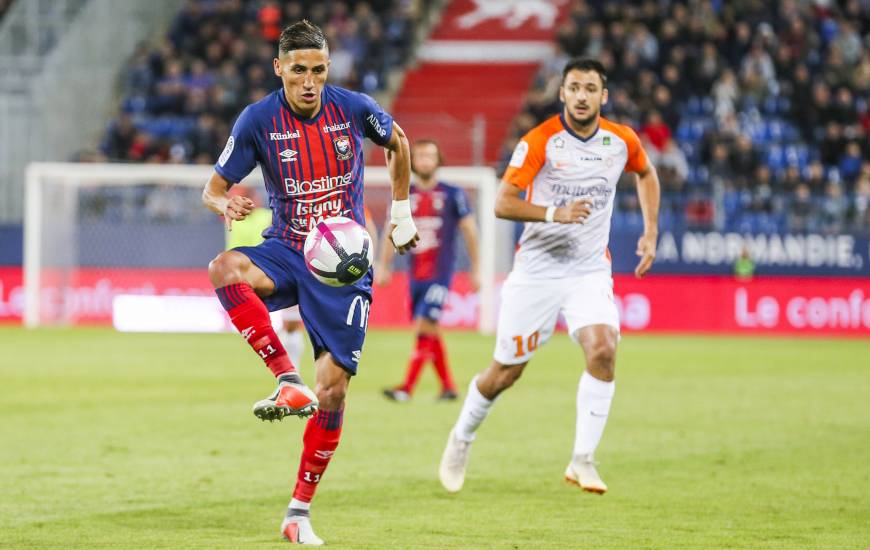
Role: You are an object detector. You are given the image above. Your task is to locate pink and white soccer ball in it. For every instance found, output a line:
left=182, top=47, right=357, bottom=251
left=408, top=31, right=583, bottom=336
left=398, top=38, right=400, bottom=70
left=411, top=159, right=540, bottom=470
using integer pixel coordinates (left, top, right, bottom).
left=303, top=216, right=373, bottom=287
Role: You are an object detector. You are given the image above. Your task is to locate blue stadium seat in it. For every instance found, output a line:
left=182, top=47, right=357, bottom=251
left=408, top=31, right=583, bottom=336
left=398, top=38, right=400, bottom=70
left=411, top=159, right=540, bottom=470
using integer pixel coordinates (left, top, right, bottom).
left=766, top=120, right=784, bottom=141
left=783, top=145, right=809, bottom=170
left=675, top=121, right=693, bottom=142
left=137, top=117, right=197, bottom=139
left=122, top=96, right=148, bottom=114
left=762, top=96, right=779, bottom=115
left=767, top=145, right=785, bottom=170
left=782, top=122, right=800, bottom=141
left=679, top=142, right=698, bottom=163
left=701, top=97, right=714, bottom=115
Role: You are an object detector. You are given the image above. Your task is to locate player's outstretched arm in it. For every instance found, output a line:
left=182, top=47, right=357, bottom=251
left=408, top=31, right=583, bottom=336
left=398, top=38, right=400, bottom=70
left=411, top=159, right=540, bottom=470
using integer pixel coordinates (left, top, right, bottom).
left=202, top=171, right=254, bottom=231
left=494, top=181, right=592, bottom=223
left=634, top=162, right=660, bottom=278
left=383, top=121, right=419, bottom=254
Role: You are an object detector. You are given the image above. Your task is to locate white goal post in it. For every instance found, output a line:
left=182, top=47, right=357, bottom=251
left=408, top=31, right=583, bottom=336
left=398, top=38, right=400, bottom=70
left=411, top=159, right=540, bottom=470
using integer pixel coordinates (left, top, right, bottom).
left=23, top=162, right=501, bottom=332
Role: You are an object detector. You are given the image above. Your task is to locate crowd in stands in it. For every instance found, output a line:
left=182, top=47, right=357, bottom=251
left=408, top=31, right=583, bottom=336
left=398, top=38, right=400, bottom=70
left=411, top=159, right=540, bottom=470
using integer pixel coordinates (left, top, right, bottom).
left=507, top=0, right=870, bottom=235
left=98, top=0, right=417, bottom=169
left=92, top=0, right=869, bottom=237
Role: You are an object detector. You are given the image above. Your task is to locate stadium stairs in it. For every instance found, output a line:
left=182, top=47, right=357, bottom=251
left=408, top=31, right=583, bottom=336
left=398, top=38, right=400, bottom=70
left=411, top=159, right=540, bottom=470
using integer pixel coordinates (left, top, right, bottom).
left=388, top=0, right=571, bottom=166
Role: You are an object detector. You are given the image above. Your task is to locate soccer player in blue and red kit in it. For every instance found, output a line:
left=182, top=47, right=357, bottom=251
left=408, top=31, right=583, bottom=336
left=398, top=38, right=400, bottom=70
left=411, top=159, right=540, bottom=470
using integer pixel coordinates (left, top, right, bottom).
left=376, top=140, right=480, bottom=402
left=202, top=20, right=419, bottom=545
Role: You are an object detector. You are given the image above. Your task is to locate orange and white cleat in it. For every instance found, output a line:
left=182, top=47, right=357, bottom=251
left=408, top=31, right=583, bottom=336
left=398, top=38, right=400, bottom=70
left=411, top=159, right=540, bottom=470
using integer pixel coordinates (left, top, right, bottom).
left=281, top=514, right=324, bottom=546
left=565, top=453, right=608, bottom=494
left=253, top=374, right=318, bottom=421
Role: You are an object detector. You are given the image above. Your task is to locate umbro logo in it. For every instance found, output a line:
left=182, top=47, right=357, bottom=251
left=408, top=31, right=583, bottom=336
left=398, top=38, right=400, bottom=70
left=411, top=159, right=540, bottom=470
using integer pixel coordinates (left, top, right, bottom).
left=351, top=350, right=361, bottom=363
left=314, top=450, right=335, bottom=459
left=280, top=149, right=298, bottom=163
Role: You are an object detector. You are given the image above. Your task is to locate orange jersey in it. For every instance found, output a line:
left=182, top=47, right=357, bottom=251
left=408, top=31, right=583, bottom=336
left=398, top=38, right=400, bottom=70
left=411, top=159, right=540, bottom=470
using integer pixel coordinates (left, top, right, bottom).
left=503, top=114, right=649, bottom=277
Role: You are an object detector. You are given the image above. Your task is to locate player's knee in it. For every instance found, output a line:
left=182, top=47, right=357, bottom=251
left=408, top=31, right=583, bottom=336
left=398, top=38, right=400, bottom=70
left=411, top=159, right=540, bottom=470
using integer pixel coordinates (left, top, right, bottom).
left=208, top=252, right=243, bottom=287
left=499, top=364, right=524, bottom=389
left=479, top=361, right=525, bottom=398
left=586, top=343, right=616, bottom=378
left=316, top=383, right=347, bottom=410
left=417, top=317, right=439, bottom=335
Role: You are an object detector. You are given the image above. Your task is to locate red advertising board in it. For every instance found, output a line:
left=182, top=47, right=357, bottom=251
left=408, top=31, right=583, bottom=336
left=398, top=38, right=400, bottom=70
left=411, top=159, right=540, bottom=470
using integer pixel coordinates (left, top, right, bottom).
left=610, top=275, right=870, bottom=335
left=430, top=0, right=571, bottom=41
left=1, top=267, right=869, bottom=336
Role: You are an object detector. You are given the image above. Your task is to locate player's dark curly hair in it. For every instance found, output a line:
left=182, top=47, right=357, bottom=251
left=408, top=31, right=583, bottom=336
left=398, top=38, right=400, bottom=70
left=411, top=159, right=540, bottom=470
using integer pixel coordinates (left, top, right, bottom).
left=279, top=19, right=328, bottom=54
left=562, top=58, right=607, bottom=86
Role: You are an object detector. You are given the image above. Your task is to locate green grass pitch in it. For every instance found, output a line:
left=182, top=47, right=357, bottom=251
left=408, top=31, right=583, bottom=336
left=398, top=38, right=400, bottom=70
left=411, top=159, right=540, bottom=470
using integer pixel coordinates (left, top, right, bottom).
left=1, top=327, right=869, bottom=549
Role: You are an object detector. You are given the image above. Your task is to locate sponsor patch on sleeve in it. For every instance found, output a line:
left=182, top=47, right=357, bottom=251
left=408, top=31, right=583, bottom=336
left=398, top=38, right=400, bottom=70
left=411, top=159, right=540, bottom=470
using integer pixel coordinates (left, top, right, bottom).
left=218, top=136, right=235, bottom=167
left=509, top=140, right=529, bottom=168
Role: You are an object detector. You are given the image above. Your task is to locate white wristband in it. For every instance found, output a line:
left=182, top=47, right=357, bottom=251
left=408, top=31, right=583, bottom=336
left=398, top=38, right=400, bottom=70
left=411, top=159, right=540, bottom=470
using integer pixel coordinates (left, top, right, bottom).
left=545, top=206, right=556, bottom=223
left=390, top=199, right=412, bottom=222
left=390, top=199, right=417, bottom=247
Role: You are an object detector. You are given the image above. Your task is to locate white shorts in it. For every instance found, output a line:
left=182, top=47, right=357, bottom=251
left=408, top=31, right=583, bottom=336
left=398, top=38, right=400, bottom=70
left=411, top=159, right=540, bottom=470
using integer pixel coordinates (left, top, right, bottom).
left=269, top=306, right=302, bottom=331
left=493, top=271, right=619, bottom=365
left=281, top=305, right=302, bottom=322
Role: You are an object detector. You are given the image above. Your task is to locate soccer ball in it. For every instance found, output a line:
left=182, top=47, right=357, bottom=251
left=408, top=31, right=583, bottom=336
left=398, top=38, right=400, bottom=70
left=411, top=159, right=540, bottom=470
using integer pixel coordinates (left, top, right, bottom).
left=303, top=216, right=373, bottom=287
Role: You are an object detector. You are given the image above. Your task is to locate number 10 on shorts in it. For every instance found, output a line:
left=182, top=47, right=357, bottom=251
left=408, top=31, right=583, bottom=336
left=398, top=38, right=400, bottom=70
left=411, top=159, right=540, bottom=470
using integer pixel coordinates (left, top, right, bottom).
left=512, top=331, right=540, bottom=358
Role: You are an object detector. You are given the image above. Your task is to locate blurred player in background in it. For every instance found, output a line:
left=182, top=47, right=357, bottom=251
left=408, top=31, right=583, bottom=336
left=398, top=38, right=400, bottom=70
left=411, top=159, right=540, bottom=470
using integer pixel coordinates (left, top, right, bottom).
left=439, top=58, right=660, bottom=495
left=376, top=140, right=480, bottom=402
left=202, top=20, right=417, bottom=545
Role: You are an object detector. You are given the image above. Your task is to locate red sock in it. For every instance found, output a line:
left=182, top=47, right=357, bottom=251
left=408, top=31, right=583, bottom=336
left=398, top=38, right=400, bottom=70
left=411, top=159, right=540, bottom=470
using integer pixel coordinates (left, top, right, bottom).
left=293, top=408, right=344, bottom=503
left=430, top=335, right=456, bottom=391
left=215, top=283, right=295, bottom=377
left=400, top=334, right=431, bottom=394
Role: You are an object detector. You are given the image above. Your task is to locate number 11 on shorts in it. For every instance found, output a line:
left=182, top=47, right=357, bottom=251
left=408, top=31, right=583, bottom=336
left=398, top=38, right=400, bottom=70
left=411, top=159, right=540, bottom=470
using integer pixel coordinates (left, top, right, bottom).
left=512, top=331, right=540, bottom=358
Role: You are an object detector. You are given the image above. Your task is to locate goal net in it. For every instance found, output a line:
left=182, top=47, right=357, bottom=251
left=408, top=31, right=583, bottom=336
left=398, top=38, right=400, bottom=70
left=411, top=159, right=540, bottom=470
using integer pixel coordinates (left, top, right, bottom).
left=24, top=163, right=508, bottom=332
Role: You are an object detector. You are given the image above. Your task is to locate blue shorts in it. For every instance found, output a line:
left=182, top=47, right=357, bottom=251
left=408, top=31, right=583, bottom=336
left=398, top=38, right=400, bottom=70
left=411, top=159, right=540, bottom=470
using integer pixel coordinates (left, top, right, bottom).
left=409, top=280, right=450, bottom=322
left=234, top=238, right=372, bottom=375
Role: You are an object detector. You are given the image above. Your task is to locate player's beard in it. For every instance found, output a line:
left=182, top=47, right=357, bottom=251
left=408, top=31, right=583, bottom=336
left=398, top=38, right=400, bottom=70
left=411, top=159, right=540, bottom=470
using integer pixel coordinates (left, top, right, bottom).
left=412, top=166, right=437, bottom=182
left=566, top=106, right=598, bottom=129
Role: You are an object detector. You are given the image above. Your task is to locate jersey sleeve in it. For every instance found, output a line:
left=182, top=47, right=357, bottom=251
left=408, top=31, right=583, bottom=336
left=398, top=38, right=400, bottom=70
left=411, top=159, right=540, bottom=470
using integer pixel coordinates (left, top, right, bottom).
left=453, top=187, right=472, bottom=219
left=358, top=93, right=394, bottom=146
left=502, top=132, right=546, bottom=190
left=622, top=126, right=649, bottom=174
left=215, top=106, right=258, bottom=183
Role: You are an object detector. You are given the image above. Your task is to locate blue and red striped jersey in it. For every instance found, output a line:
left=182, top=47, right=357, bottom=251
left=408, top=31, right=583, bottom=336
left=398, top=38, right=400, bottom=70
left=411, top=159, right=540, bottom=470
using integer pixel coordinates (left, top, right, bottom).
left=408, top=181, right=472, bottom=282
left=215, top=85, right=393, bottom=249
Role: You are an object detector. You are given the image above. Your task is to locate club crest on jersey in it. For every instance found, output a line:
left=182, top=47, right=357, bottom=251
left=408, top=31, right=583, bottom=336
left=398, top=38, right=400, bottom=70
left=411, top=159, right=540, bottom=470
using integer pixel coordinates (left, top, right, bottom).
left=333, top=136, right=353, bottom=160
left=603, top=136, right=611, bottom=146
left=279, top=148, right=298, bottom=163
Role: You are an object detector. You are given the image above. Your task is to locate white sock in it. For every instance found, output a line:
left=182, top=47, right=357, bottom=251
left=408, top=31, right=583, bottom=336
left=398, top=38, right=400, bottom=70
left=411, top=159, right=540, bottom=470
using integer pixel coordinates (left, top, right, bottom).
left=453, top=375, right=494, bottom=442
left=573, top=371, right=615, bottom=458
left=279, top=328, right=305, bottom=368
left=289, top=498, right=310, bottom=512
